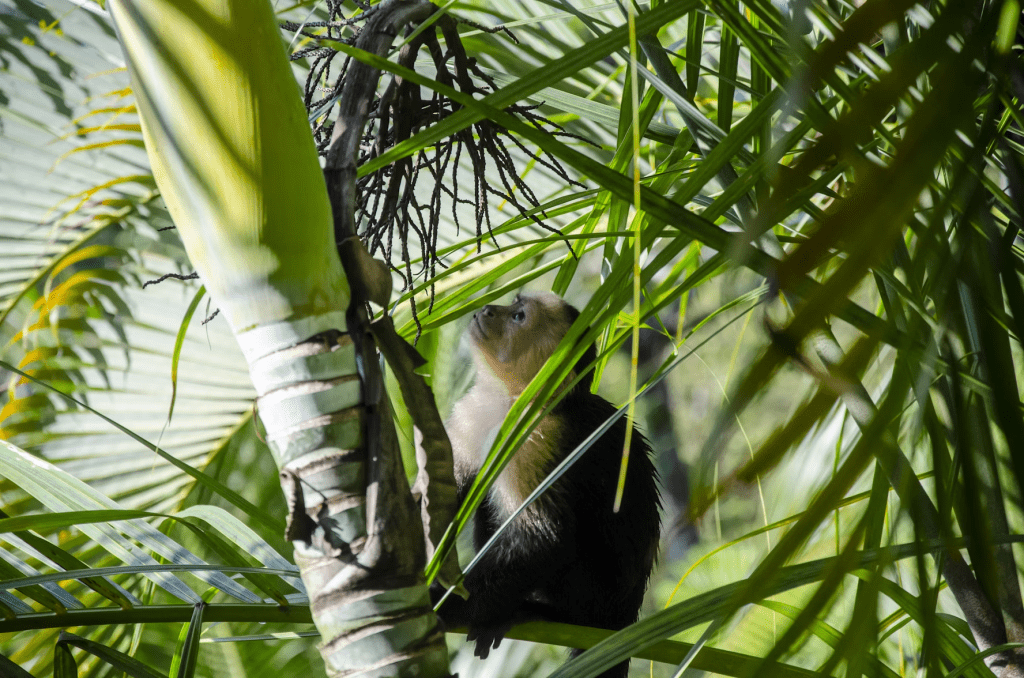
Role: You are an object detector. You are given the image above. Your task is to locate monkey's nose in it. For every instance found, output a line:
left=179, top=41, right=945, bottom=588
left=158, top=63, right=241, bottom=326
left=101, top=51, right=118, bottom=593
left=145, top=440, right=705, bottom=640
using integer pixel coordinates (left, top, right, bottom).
left=480, top=305, right=496, bottom=317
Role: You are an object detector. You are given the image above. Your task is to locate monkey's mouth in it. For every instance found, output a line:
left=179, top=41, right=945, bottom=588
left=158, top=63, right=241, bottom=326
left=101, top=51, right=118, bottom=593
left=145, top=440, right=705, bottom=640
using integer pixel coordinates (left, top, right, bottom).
left=472, top=314, right=488, bottom=340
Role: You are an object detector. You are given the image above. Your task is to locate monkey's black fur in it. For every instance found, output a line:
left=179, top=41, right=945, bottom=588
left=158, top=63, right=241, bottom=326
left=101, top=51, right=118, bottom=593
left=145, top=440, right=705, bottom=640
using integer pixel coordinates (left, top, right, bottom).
left=433, top=297, right=661, bottom=678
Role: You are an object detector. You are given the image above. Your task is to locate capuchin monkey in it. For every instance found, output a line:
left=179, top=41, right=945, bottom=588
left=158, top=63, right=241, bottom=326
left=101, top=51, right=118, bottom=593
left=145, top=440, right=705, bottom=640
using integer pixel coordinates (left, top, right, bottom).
left=433, top=292, right=661, bottom=678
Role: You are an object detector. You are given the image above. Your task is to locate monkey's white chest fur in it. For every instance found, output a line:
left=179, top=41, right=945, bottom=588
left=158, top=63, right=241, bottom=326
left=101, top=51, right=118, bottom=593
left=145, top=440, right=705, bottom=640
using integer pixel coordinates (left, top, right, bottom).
left=447, top=373, right=561, bottom=528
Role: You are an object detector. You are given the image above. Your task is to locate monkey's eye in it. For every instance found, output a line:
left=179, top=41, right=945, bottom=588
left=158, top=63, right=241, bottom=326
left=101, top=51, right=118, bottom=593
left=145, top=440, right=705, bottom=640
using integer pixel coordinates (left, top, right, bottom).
left=512, top=310, right=526, bottom=323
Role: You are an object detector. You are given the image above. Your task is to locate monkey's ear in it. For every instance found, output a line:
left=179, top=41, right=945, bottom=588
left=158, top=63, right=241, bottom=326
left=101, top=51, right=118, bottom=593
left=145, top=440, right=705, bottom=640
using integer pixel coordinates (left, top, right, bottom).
left=572, top=336, right=598, bottom=391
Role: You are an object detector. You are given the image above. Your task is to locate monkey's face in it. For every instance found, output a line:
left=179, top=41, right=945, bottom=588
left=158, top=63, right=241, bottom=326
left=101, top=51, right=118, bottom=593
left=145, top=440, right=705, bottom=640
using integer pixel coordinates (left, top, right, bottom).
left=469, top=293, right=573, bottom=395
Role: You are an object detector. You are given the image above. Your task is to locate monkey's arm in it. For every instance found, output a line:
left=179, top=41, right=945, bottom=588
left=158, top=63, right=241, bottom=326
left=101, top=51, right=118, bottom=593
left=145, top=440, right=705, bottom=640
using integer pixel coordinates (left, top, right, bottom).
left=433, top=505, right=576, bottom=658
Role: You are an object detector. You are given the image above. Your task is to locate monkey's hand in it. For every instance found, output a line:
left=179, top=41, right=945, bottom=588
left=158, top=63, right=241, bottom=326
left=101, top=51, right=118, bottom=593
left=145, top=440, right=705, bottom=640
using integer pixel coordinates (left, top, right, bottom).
left=466, top=607, right=543, bottom=659
left=433, top=584, right=514, bottom=658
left=466, top=616, right=516, bottom=659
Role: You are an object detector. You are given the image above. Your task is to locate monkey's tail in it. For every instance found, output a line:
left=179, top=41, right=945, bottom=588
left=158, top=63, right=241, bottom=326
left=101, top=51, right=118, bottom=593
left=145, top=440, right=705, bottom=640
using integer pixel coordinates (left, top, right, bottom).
left=568, top=649, right=629, bottom=678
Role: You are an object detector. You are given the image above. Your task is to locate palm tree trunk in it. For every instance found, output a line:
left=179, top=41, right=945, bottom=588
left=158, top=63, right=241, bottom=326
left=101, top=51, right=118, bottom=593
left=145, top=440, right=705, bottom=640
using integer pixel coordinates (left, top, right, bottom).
left=105, top=1, right=450, bottom=675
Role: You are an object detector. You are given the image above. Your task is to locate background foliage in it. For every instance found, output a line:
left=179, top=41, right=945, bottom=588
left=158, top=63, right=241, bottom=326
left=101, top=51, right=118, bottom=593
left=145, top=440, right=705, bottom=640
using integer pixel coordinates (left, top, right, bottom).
left=1, top=0, right=1023, bottom=676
